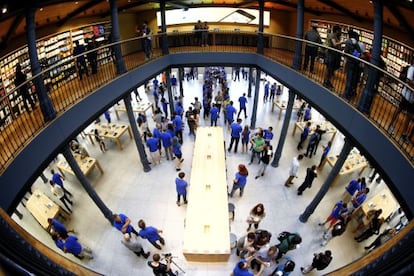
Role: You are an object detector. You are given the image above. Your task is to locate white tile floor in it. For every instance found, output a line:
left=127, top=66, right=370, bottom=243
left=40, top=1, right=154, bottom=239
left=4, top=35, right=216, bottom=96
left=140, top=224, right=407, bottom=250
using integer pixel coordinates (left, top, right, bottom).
left=13, top=68, right=401, bottom=276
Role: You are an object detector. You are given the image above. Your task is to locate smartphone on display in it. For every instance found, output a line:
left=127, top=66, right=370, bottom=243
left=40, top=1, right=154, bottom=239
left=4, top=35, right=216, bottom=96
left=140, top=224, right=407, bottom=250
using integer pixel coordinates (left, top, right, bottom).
left=219, top=9, right=256, bottom=24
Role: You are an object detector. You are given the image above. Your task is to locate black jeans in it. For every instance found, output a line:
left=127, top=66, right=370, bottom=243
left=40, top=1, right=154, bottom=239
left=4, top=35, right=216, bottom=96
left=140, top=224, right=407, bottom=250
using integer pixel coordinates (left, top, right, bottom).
left=228, top=137, right=240, bottom=153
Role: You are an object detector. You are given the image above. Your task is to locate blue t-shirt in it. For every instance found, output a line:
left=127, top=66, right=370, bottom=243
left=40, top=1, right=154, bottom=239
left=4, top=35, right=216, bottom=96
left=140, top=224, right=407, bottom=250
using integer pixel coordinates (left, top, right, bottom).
left=332, top=201, right=344, bottom=219
left=241, top=130, right=251, bottom=143
left=55, top=238, right=65, bottom=251
left=153, top=79, right=159, bottom=89
left=264, top=83, right=270, bottom=94
left=304, top=108, right=311, bottom=121
left=64, top=236, right=82, bottom=255
left=173, top=116, right=182, bottom=131
left=52, top=173, right=63, bottom=186
left=113, top=214, right=134, bottom=234
left=301, top=126, right=310, bottom=139
left=353, top=193, right=367, bottom=208
left=230, top=123, right=243, bottom=138
left=322, top=145, right=331, bottom=158
left=175, top=178, right=188, bottom=195
left=233, top=260, right=254, bottom=276
left=160, top=132, right=172, bottom=147
left=171, top=76, right=177, bottom=86
left=210, top=107, right=219, bottom=120
left=146, top=138, right=159, bottom=152
left=238, top=96, right=247, bottom=109
left=226, top=105, right=236, bottom=120
left=175, top=105, right=183, bottom=117
left=153, top=128, right=161, bottom=139
left=346, top=179, right=361, bottom=195
left=234, top=172, right=247, bottom=187
left=173, top=143, right=182, bottom=155
left=51, top=219, right=67, bottom=235
left=139, top=226, right=160, bottom=242
left=263, top=130, right=274, bottom=142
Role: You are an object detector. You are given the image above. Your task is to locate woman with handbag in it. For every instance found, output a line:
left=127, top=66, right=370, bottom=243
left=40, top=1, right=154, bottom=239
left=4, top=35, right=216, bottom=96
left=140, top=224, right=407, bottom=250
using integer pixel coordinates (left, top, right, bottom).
left=247, top=203, right=266, bottom=231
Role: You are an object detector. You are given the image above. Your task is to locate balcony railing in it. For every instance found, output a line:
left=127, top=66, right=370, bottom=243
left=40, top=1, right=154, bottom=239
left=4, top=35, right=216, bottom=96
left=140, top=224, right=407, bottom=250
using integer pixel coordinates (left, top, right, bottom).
left=0, top=30, right=413, bottom=174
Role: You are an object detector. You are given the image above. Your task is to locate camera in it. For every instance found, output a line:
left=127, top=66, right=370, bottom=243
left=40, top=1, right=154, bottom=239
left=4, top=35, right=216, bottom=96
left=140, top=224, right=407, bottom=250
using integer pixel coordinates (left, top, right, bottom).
left=162, top=253, right=172, bottom=258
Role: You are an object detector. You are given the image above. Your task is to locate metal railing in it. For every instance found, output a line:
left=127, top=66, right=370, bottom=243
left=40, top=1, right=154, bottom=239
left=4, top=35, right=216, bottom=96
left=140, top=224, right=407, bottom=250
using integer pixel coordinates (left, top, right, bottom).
left=0, top=30, right=412, bottom=173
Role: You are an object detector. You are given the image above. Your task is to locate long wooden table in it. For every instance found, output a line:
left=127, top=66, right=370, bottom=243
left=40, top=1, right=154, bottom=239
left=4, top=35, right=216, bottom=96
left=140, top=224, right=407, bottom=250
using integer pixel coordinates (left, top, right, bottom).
left=292, top=120, right=338, bottom=143
left=272, top=99, right=303, bottom=120
left=57, top=153, right=104, bottom=177
left=360, top=188, right=399, bottom=221
left=87, top=122, right=132, bottom=150
left=114, top=101, right=154, bottom=120
left=322, top=149, right=369, bottom=183
left=183, top=127, right=230, bottom=262
left=26, top=189, right=70, bottom=230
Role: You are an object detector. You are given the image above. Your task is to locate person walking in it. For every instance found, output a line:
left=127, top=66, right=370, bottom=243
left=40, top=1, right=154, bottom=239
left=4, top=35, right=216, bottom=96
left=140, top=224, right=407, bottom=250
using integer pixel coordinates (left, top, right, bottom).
left=285, top=154, right=304, bottom=187
left=141, top=21, right=153, bottom=60
left=48, top=218, right=75, bottom=237
left=225, top=101, right=237, bottom=129
left=297, top=165, right=317, bottom=195
left=304, top=131, right=320, bottom=158
left=121, top=233, right=150, bottom=259
left=172, top=136, right=184, bottom=171
left=14, top=63, right=35, bottom=112
left=255, top=145, right=273, bottom=179
left=175, top=172, right=188, bottom=206
left=246, top=203, right=266, bottom=231
left=138, top=219, right=165, bottom=250
left=210, top=103, right=219, bottom=126
left=50, top=180, right=73, bottom=213
left=160, top=129, right=173, bottom=161
left=323, top=25, right=345, bottom=90
left=228, top=118, right=243, bottom=153
left=301, top=250, right=332, bottom=274
left=229, top=164, right=249, bottom=198
left=303, top=22, right=322, bottom=73
left=112, top=213, right=140, bottom=236
left=51, top=169, right=73, bottom=197
left=86, top=37, right=98, bottom=74
left=237, top=93, right=248, bottom=119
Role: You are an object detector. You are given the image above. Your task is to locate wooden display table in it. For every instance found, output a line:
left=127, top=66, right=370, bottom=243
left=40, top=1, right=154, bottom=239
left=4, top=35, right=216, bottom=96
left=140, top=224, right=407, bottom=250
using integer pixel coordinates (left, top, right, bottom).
left=360, top=188, right=399, bottom=221
left=26, top=189, right=70, bottom=230
left=183, top=127, right=230, bottom=262
left=114, top=101, right=154, bottom=120
left=87, top=122, right=132, bottom=150
left=272, top=100, right=303, bottom=120
left=292, top=120, right=338, bottom=142
left=322, top=149, right=368, bottom=183
left=57, top=154, right=104, bottom=177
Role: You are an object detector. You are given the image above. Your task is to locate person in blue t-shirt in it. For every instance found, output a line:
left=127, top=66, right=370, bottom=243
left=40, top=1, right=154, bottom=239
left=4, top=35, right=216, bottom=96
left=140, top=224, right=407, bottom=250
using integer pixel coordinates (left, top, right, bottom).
left=263, top=81, right=270, bottom=102
left=210, top=104, right=219, bottom=126
left=112, top=213, right=139, bottom=236
left=318, top=141, right=332, bottom=168
left=241, top=125, right=251, bottom=153
left=229, top=164, right=249, bottom=197
left=175, top=172, right=188, bottom=206
left=342, top=178, right=361, bottom=203
left=48, top=218, right=73, bottom=237
left=263, top=126, right=274, bottom=146
left=297, top=121, right=311, bottom=150
left=228, top=118, right=243, bottom=153
left=225, top=101, right=237, bottom=128
left=172, top=136, right=184, bottom=171
left=51, top=169, right=73, bottom=197
left=160, top=130, right=173, bottom=161
left=138, top=219, right=165, bottom=250
left=237, top=93, right=248, bottom=119
left=146, top=132, right=161, bottom=165
left=170, top=75, right=177, bottom=94
left=233, top=258, right=254, bottom=276
left=63, top=235, right=93, bottom=259
left=172, top=112, right=183, bottom=144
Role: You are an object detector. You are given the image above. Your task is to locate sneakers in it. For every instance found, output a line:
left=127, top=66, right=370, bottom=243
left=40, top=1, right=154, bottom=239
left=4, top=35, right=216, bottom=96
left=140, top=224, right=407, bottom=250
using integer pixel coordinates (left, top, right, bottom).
left=176, top=201, right=180, bottom=206
left=255, top=176, right=260, bottom=179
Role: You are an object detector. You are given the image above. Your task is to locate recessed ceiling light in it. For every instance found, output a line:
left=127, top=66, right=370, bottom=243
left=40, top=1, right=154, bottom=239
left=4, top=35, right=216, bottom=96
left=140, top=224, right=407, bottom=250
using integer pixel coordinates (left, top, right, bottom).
left=1, top=6, right=7, bottom=14
left=40, top=8, right=43, bottom=11
left=75, top=1, right=79, bottom=4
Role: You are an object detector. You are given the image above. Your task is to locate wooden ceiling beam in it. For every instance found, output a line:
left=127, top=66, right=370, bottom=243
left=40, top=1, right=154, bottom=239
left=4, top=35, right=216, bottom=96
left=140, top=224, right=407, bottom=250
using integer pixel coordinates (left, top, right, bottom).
left=270, top=0, right=322, bottom=16
left=317, top=0, right=365, bottom=22
left=56, top=0, right=101, bottom=27
left=0, top=13, right=24, bottom=50
left=384, top=2, right=414, bottom=41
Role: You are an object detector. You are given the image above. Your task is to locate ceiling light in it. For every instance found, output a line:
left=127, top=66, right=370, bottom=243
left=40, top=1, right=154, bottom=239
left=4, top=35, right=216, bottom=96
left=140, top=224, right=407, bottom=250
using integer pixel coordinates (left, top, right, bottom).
left=40, top=8, right=43, bottom=11
left=1, top=5, right=7, bottom=14
left=75, top=1, right=79, bottom=4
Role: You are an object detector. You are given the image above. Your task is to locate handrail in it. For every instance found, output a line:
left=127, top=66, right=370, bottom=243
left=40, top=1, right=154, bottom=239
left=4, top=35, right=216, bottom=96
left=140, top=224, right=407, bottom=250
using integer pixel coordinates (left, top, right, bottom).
left=0, top=31, right=412, bottom=174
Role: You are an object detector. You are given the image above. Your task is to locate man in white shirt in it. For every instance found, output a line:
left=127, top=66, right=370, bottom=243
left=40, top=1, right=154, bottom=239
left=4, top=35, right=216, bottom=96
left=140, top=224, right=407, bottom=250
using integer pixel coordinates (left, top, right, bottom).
left=285, top=154, right=304, bottom=187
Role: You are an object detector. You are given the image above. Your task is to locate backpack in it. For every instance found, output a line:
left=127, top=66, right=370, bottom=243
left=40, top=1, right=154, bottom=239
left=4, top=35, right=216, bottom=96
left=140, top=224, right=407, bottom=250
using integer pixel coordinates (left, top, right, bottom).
left=399, top=65, right=411, bottom=81
left=277, top=231, right=290, bottom=242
